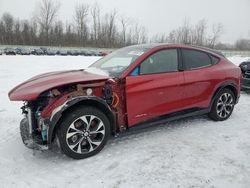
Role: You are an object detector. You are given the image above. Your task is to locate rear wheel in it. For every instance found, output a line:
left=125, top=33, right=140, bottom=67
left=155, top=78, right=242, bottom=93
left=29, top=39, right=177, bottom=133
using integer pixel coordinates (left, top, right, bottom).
left=208, top=88, right=235, bottom=121
left=57, top=106, right=110, bottom=159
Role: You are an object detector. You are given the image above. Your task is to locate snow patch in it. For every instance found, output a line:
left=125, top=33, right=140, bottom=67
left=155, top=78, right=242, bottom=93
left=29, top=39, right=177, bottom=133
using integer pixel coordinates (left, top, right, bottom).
left=0, top=55, right=250, bottom=187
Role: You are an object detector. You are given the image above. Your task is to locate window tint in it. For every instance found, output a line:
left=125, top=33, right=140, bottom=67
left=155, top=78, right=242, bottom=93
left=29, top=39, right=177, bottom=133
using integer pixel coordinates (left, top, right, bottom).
left=182, top=49, right=212, bottom=70
left=210, top=55, right=220, bottom=64
left=140, top=49, right=178, bottom=75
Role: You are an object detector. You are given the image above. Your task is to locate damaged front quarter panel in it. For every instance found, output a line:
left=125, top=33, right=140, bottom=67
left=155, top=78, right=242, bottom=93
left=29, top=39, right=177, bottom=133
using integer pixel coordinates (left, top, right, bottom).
left=41, top=80, right=123, bottom=147
left=46, top=96, right=116, bottom=147
left=15, top=76, right=127, bottom=150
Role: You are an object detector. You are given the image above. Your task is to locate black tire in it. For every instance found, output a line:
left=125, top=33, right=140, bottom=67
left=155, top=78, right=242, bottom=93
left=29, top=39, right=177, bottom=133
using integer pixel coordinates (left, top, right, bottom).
left=208, top=88, right=236, bottom=121
left=57, top=106, right=110, bottom=159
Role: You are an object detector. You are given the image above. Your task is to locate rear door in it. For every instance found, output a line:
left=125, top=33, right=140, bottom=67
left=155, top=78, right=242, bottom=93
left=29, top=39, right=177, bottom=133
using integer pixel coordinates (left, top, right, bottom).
left=125, top=48, right=185, bottom=126
left=181, top=48, right=221, bottom=109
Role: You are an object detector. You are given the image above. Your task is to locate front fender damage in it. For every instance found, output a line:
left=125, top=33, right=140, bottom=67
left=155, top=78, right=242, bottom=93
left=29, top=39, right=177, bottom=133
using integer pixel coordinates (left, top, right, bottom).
left=46, top=96, right=115, bottom=148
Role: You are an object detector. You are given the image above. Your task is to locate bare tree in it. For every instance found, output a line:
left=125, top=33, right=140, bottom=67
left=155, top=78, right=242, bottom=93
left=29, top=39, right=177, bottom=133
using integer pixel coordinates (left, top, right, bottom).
left=29, top=18, right=38, bottom=45
left=106, top=10, right=117, bottom=47
left=2, top=12, right=14, bottom=44
left=0, top=21, right=4, bottom=44
left=74, top=3, right=89, bottom=46
left=235, top=39, right=250, bottom=50
left=91, top=3, right=101, bottom=45
left=150, top=33, right=168, bottom=43
left=167, top=18, right=192, bottom=44
left=36, top=0, right=60, bottom=44
left=14, top=19, right=21, bottom=44
left=120, top=16, right=130, bottom=45
left=130, top=22, right=148, bottom=44
left=168, top=30, right=177, bottom=43
left=193, top=19, right=207, bottom=45
left=0, top=7, right=230, bottom=49
left=52, top=21, right=63, bottom=46
left=208, top=23, right=223, bottom=48
left=180, top=18, right=192, bottom=44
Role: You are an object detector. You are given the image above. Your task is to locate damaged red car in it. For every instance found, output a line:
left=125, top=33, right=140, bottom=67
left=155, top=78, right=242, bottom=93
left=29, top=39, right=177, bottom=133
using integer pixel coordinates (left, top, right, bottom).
left=9, top=44, right=241, bottom=159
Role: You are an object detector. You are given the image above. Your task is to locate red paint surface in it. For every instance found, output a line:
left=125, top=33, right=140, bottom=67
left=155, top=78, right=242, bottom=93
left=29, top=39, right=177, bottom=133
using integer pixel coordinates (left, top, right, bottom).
left=9, top=44, right=241, bottom=129
left=8, top=70, right=109, bottom=101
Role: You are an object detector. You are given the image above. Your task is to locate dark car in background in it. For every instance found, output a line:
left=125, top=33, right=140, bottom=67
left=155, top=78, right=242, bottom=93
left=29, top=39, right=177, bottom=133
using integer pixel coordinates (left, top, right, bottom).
left=15, top=48, right=22, bottom=55
left=239, top=59, right=250, bottom=91
left=40, top=47, right=48, bottom=55
left=4, top=48, right=16, bottom=55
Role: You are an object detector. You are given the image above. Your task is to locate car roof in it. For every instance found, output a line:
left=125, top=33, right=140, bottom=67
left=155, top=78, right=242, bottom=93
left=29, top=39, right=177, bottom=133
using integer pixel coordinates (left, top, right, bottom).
left=129, top=43, right=225, bottom=58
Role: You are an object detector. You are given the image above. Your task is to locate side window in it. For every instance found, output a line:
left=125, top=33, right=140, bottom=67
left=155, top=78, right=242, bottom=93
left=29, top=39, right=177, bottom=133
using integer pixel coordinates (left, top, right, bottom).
left=182, top=49, right=212, bottom=70
left=210, top=55, right=220, bottom=64
left=140, top=49, right=178, bottom=75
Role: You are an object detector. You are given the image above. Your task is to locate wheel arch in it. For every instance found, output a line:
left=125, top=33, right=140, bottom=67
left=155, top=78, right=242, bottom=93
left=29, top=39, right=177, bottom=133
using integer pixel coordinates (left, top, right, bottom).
left=47, top=96, right=116, bottom=146
left=210, top=81, right=239, bottom=110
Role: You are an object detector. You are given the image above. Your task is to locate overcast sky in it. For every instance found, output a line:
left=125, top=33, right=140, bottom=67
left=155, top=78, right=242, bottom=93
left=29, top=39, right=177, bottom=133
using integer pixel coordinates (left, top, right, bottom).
left=0, top=0, right=249, bottom=44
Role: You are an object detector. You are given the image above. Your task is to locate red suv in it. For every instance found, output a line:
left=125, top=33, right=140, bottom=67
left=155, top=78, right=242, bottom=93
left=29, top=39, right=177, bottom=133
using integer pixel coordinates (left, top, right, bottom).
left=9, top=44, right=241, bottom=159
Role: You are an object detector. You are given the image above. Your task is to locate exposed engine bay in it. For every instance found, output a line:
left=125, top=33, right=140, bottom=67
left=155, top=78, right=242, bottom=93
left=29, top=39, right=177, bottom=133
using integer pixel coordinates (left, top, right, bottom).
left=19, top=79, right=126, bottom=150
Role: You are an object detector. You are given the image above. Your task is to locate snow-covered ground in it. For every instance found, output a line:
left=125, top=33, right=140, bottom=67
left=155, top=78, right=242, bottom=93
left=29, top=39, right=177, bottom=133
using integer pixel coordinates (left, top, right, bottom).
left=0, top=55, right=250, bottom=188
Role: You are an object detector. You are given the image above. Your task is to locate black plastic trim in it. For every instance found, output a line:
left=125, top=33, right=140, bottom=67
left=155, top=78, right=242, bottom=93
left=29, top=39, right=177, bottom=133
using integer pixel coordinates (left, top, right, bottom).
left=128, top=108, right=210, bottom=132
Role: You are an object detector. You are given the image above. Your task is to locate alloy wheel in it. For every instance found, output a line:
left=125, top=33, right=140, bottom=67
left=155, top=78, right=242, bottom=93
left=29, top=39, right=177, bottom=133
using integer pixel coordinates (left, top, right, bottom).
left=216, top=92, right=234, bottom=118
left=66, top=115, right=105, bottom=154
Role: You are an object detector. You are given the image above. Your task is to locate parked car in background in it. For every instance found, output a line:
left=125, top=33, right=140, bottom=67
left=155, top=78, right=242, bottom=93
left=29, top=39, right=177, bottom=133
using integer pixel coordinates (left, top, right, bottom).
left=0, top=49, right=2, bottom=55
left=59, top=50, right=68, bottom=56
left=31, top=48, right=44, bottom=55
left=239, top=59, right=250, bottom=91
left=20, top=48, right=31, bottom=55
left=84, top=50, right=97, bottom=56
left=9, top=44, right=241, bottom=159
left=67, top=50, right=80, bottom=56
left=4, top=48, right=16, bottom=55
left=46, top=49, right=57, bottom=56
left=40, top=47, right=48, bottom=55
left=98, top=51, right=108, bottom=56
left=15, top=48, right=22, bottom=55
left=84, top=50, right=90, bottom=56
left=90, top=50, right=98, bottom=56
left=79, top=50, right=87, bottom=56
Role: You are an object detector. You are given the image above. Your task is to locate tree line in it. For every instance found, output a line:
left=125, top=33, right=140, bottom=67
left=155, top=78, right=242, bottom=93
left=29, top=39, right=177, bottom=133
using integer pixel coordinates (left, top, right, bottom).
left=150, top=18, right=250, bottom=50
left=0, top=0, right=147, bottom=48
left=0, top=0, right=249, bottom=50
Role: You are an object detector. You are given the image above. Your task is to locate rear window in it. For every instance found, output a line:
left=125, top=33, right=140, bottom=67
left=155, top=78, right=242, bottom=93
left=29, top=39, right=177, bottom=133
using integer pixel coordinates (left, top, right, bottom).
left=182, top=49, right=212, bottom=70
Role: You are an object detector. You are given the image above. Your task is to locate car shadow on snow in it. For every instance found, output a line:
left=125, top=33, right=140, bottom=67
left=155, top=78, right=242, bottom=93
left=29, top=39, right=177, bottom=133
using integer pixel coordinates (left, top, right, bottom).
left=30, top=114, right=213, bottom=161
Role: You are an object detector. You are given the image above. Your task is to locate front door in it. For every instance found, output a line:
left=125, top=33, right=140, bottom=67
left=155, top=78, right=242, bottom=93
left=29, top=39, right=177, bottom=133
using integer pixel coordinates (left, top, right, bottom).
left=125, top=48, right=185, bottom=126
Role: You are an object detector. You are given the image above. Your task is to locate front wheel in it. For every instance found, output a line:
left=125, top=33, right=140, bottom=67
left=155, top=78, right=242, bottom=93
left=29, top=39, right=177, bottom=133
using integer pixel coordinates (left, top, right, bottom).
left=208, top=88, right=235, bottom=121
left=57, top=106, right=110, bottom=159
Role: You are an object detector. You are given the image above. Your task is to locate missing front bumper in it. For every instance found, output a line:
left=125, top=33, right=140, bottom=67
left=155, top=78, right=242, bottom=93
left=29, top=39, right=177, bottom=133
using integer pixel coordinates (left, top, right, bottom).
left=20, top=118, right=48, bottom=150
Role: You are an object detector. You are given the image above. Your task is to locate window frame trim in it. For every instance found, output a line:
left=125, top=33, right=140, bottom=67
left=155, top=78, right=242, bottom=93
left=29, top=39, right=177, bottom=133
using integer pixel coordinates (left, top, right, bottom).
left=180, top=48, right=214, bottom=71
left=129, top=47, right=182, bottom=76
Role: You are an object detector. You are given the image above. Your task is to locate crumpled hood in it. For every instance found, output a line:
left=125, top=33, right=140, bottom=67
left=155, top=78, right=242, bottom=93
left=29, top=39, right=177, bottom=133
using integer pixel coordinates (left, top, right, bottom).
left=8, top=69, right=109, bottom=101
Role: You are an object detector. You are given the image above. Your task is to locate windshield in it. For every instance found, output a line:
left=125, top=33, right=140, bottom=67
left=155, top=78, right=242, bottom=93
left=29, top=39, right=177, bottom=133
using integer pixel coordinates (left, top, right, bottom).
left=88, top=46, right=150, bottom=77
